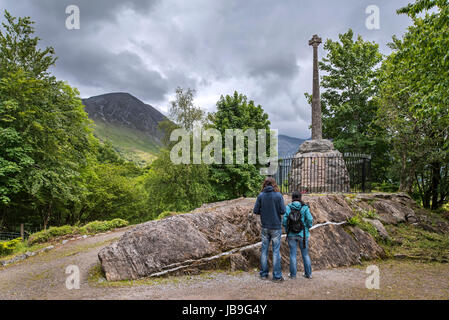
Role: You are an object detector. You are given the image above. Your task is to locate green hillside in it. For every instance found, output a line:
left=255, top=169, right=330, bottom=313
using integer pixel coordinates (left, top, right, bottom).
left=92, top=120, right=161, bottom=165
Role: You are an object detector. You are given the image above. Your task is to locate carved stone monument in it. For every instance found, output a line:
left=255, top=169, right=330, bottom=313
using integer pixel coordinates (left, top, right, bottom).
left=290, top=35, right=350, bottom=193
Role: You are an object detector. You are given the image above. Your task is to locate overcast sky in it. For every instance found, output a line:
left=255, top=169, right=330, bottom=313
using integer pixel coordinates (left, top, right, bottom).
left=1, top=0, right=413, bottom=138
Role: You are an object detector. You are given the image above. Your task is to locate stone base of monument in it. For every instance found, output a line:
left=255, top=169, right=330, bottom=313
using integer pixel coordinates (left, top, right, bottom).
left=289, top=139, right=350, bottom=193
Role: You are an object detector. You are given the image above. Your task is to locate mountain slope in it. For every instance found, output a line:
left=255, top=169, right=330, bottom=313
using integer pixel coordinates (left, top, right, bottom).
left=278, top=134, right=306, bottom=158
left=82, top=93, right=168, bottom=164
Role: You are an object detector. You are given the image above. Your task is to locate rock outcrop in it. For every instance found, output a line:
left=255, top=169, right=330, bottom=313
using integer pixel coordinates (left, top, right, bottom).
left=99, top=193, right=418, bottom=281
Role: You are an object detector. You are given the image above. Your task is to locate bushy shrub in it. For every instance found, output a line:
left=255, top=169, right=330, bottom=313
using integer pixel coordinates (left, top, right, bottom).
left=28, top=219, right=129, bottom=245
left=156, top=211, right=183, bottom=220
left=347, top=214, right=379, bottom=239
left=28, top=226, right=78, bottom=245
left=80, top=219, right=128, bottom=234
left=107, top=218, right=129, bottom=229
left=371, top=181, right=399, bottom=193
left=0, top=238, right=22, bottom=256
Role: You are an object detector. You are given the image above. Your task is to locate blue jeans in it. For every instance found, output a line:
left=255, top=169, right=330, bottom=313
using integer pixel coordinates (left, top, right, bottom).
left=260, top=228, right=282, bottom=279
left=287, top=236, right=312, bottom=278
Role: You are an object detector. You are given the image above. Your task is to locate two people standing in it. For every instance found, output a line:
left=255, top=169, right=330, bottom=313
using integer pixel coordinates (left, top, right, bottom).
left=253, top=177, right=313, bottom=282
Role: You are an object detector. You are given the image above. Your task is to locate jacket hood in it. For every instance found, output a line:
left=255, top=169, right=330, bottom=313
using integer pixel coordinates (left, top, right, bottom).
left=263, top=186, right=274, bottom=193
left=289, top=201, right=303, bottom=210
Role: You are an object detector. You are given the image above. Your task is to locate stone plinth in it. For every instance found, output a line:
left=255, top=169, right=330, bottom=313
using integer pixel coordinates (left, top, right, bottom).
left=290, top=139, right=350, bottom=193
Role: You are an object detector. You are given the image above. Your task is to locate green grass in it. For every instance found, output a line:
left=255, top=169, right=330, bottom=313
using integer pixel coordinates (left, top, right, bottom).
left=92, top=120, right=161, bottom=165
left=0, top=241, right=47, bottom=261
left=347, top=214, right=380, bottom=240
left=383, top=223, right=449, bottom=262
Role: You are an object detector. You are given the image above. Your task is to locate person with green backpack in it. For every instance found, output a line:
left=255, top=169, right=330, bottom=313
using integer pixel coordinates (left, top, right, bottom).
left=282, top=191, right=313, bottom=279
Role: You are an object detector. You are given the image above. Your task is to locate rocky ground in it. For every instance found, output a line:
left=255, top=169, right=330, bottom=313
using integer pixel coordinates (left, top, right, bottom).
left=0, top=225, right=448, bottom=300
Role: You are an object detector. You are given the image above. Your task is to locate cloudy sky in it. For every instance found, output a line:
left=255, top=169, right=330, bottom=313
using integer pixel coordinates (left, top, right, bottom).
left=1, top=0, right=413, bottom=138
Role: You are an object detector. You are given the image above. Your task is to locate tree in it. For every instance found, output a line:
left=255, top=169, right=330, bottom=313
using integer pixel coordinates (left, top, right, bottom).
left=169, top=87, right=205, bottom=131
left=143, top=149, right=211, bottom=217
left=143, top=87, right=211, bottom=216
left=73, top=161, right=149, bottom=224
left=0, top=11, right=93, bottom=228
left=376, top=1, right=449, bottom=209
left=207, top=91, right=271, bottom=200
left=311, top=29, right=390, bottom=182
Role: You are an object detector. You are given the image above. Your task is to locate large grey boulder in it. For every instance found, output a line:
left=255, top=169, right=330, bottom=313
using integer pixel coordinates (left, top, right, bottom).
left=97, top=193, right=420, bottom=281
left=99, top=198, right=260, bottom=281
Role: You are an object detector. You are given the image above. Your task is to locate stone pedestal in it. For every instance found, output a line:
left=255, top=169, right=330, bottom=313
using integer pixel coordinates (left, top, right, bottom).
left=290, top=139, right=350, bottom=193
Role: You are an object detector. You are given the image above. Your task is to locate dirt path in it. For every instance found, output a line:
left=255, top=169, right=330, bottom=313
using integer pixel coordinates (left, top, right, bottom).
left=1, top=228, right=448, bottom=300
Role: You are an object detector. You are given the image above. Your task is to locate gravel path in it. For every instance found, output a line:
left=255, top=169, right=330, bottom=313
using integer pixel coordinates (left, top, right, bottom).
left=1, top=228, right=448, bottom=300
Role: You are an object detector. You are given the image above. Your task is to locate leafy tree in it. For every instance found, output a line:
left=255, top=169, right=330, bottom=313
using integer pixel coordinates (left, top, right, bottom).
left=0, top=11, right=96, bottom=229
left=73, top=162, right=149, bottom=224
left=311, top=29, right=390, bottom=182
left=376, top=1, right=449, bottom=209
left=207, top=91, right=271, bottom=200
left=143, top=149, right=211, bottom=217
left=169, top=87, right=205, bottom=131
left=140, top=86, right=212, bottom=216
left=0, top=11, right=56, bottom=78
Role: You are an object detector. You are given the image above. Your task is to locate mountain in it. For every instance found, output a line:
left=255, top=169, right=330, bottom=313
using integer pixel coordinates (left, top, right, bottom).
left=82, top=92, right=306, bottom=163
left=278, top=134, right=307, bottom=158
left=82, top=92, right=168, bottom=164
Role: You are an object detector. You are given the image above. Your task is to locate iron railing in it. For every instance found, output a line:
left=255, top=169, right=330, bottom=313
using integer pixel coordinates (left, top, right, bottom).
left=273, top=153, right=371, bottom=194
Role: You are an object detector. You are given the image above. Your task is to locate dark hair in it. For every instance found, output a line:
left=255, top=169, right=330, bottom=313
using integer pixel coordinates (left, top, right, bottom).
left=261, top=177, right=280, bottom=193
left=292, top=191, right=302, bottom=201
left=291, top=191, right=306, bottom=206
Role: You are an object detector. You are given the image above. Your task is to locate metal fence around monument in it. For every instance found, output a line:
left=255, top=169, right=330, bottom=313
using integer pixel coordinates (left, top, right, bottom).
left=273, top=153, right=371, bottom=194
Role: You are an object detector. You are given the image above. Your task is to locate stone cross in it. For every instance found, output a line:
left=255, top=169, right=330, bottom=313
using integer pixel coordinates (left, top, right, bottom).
left=309, top=34, right=322, bottom=140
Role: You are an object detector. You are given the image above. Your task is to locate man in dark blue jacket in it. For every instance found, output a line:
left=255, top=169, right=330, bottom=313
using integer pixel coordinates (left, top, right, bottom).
left=253, top=177, right=285, bottom=282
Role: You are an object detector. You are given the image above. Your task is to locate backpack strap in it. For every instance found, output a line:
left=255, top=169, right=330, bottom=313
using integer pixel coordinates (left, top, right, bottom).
left=302, top=205, right=307, bottom=247
left=285, top=204, right=290, bottom=242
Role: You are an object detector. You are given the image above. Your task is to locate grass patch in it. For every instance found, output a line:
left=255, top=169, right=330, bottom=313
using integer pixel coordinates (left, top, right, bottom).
left=1, top=218, right=129, bottom=259
left=92, top=120, right=160, bottom=166
left=383, top=223, right=449, bottom=262
left=347, top=214, right=380, bottom=240
left=156, top=211, right=186, bottom=220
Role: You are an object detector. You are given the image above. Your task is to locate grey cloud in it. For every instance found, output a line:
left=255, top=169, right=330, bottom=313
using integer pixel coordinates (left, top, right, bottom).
left=58, top=47, right=169, bottom=101
left=0, top=0, right=414, bottom=138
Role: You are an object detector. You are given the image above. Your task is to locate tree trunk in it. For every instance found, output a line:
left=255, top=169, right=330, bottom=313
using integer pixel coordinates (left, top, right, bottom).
left=399, top=154, right=408, bottom=192
left=431, top=162, right=441, bottom=210
left=43, top=203, right=52, bottom=230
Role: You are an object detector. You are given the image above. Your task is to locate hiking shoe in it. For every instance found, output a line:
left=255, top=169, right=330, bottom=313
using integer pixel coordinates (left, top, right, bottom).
left=260, top=275, right=268, bottom=280
left=288, top=273, right=296, bottom=279
left=303, top=274, right=312, bottom=279
left=272, top=277, right=285, bottom=283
